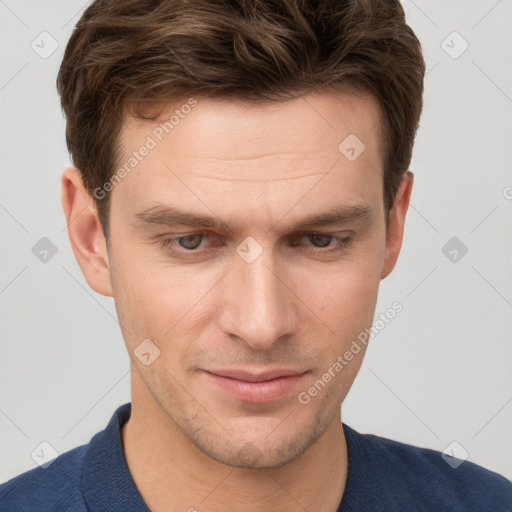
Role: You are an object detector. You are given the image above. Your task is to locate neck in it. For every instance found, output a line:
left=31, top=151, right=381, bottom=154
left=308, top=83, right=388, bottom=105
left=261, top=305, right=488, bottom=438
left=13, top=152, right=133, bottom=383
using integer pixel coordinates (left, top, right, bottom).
left=122, top=383, right=347, bottom=512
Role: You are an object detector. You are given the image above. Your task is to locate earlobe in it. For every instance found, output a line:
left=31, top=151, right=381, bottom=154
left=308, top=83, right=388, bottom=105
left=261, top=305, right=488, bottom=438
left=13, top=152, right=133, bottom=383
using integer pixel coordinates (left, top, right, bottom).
left=380, top=171, right=414, bottom=280
left=61, top=167, right=113, bottom=297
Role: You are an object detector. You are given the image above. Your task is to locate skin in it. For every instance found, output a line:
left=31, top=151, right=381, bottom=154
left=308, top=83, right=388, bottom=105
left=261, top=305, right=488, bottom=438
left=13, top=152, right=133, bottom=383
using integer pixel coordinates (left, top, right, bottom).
left=61, top=91, right=413, bottom=512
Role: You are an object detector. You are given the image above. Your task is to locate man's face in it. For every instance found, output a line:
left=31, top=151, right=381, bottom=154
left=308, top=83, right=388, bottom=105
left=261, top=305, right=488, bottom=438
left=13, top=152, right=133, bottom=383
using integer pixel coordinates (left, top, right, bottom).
left=107, top=92, right=393, bottom=468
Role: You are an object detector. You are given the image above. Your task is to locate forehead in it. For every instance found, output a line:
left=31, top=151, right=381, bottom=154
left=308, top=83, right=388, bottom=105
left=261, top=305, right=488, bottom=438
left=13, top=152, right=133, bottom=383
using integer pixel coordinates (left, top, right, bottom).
left=120, top=91, right=381, bottom=163
left=112, top=91, right=384, bottom=222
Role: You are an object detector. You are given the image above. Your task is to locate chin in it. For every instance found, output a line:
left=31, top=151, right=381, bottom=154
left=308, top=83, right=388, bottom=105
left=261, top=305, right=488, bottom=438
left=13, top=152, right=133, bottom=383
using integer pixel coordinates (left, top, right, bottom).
left=185, top=412, right=326, bottom=470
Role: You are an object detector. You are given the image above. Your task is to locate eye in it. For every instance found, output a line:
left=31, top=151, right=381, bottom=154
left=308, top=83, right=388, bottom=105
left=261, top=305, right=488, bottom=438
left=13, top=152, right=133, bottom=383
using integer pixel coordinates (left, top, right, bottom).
left=307, top=234, right=334, bottom=248
left=290, top=233, right=353, bottom=254
left=160, top=233, right=209, bottom=252
left=176, top=234, right=204, bottom=250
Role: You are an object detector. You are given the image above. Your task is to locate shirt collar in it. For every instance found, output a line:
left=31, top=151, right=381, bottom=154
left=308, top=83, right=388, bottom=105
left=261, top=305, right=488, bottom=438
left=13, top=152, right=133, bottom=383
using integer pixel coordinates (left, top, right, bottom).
left=81, top=402, right=150, bottom=512
left=80, top=402, right=363, bottom=511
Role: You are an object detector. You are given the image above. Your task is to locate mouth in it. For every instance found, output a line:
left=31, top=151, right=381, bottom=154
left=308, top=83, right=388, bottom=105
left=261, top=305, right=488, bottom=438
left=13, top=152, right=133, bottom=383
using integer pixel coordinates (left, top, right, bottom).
left=201, top=368, right=309, bottom=403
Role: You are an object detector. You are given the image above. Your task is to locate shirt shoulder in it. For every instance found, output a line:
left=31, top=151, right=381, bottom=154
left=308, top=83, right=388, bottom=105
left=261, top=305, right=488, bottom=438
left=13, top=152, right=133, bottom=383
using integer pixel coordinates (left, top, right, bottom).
left=0, top=444, right=88, bottom=512
left=0, top=403, right=147, bottom=512
left=341, top=424, right=512, bottom=512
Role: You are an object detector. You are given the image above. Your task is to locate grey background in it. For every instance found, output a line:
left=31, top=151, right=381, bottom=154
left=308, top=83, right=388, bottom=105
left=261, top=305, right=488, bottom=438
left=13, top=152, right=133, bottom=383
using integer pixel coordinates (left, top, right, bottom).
left=1, top=0, right=511, bottom=483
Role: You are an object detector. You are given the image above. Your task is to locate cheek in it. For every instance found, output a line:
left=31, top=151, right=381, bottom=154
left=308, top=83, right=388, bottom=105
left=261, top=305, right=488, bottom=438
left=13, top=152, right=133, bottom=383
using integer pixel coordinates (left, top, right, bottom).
left=298, top=247, right=384, bottom=331
left=109, top=246, right=219, bottom=353
left=305, top=275, right=379, bottom=355
left=109, top=245, right=170, bottom=339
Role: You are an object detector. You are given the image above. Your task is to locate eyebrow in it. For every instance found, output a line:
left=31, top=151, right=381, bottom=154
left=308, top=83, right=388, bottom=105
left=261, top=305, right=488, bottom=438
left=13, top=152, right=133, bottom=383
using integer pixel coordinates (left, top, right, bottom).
left=132, top=203, right=373, bottom=233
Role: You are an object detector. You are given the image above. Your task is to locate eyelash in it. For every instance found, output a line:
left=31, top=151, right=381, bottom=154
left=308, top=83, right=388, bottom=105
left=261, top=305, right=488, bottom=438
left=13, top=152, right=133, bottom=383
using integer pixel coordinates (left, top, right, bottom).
left=158, top=232, right=353, bottom=256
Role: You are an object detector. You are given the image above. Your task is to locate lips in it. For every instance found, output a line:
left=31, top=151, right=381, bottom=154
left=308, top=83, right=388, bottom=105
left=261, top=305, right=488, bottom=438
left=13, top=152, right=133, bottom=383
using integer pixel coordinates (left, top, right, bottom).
left=206, top=368, right=306, bottom=382
left=202, top=368, right=308, bottom=403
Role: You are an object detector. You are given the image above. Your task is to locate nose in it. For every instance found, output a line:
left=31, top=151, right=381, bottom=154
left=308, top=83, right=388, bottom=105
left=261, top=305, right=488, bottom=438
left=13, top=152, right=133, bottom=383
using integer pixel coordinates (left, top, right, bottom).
left=218, top=244, right=299, bottom=350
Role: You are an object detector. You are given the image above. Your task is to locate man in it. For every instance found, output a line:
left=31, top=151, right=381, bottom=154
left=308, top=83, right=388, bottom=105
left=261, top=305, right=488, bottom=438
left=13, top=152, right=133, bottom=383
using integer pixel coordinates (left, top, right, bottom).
left=1, top=0, right=511, bottom=510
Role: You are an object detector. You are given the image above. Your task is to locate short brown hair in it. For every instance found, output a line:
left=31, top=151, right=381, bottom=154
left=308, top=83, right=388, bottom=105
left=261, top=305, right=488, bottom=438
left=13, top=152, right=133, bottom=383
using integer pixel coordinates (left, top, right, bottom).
left=57, top=0, right=425, bottom=239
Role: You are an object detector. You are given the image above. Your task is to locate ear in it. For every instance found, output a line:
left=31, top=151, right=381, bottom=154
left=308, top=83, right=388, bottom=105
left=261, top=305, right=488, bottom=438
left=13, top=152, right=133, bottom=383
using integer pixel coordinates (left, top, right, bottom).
left=380, top=171, right=414, bottom=280
left=61, top=167, right=113, bottom=297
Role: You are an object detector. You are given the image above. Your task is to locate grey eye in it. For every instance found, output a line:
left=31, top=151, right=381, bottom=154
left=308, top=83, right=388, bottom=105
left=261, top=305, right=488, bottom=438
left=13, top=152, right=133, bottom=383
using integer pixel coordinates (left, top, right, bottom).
left=307, top=234, right=333, bottom=247
left=178, top=234, right=204, bottom=250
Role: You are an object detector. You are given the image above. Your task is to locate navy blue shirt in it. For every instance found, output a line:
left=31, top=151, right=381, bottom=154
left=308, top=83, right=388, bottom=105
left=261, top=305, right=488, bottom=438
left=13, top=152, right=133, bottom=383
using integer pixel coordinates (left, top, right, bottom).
left=1, top=403, right=511, bottom=511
